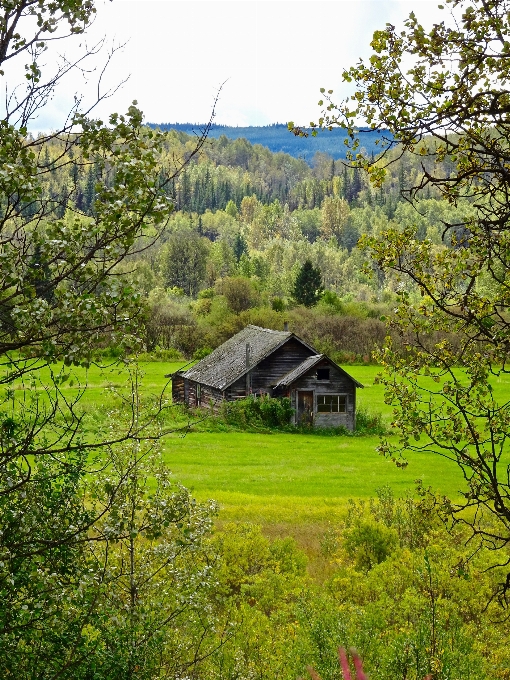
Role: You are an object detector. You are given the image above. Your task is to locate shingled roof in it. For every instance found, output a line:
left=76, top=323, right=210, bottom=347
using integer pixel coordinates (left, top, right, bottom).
left=179, top=325, right=306, bottom=391
left=272, top=354, right=364, bottom=389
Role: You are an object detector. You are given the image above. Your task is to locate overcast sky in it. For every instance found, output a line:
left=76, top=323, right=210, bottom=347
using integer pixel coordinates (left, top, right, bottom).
left=6, top=0, right=446, bottom=130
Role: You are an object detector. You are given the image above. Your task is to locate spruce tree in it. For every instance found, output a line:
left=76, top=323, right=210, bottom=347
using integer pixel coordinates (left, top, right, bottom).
left=292, top=260, right=324, bottom=307
left=342, top=165, right=350, bottom=201
left=181, top=169, right=191, bottom=212
left=233, top=232, right=248, bottom=262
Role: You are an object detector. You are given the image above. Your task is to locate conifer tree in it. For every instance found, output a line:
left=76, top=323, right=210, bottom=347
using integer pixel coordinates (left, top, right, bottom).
left=342, top=165, right=350, bottom=201
left=84, top=163, right=96, bottom=214
left=233, top=232, right=248, bottom=262
left=292, top=260, right=324, bottom=307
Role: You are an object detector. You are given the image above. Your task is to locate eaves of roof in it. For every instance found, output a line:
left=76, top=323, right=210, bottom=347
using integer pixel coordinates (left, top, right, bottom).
left=272, top=354, right=364, bottom=389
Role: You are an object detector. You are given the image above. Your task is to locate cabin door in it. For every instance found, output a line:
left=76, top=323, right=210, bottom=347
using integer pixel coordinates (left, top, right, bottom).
left=297, top=391, right=314, bottom=426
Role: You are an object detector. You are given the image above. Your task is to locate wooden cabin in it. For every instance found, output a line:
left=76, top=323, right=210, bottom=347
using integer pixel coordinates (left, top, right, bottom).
left=171, top=325, right=363, bottom=430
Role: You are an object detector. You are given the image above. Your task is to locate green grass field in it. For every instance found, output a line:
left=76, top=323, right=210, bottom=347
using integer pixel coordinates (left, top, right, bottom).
left=159, top=363, right=468, bottom=524
left=10, top=358, right=510, bottom=573
left=11, top=359, right=510, bottom=554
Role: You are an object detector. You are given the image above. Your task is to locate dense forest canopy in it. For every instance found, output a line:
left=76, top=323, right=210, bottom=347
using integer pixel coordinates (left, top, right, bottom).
left=32, top=123, right=469, bottom=361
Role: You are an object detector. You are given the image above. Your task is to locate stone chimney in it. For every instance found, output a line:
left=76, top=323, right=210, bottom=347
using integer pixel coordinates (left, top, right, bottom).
left=245, top=343, right=251, bottom=367
left=283, top=321, right=289, bottom=332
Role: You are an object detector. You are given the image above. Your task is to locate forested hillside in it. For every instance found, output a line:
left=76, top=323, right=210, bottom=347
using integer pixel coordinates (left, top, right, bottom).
left=35, top=128, right=467, bottom=362
left=147, top=122, right=388, bottom=162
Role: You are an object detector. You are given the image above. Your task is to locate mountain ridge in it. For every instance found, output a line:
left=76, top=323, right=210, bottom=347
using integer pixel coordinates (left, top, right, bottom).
left=146, top=122, right=390, bottom=163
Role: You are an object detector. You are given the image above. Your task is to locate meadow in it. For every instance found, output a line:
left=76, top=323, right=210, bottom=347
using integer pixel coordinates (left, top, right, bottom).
left=20, top=358, right=507, bottom=569
left=24, top=359, right=509, bottom=523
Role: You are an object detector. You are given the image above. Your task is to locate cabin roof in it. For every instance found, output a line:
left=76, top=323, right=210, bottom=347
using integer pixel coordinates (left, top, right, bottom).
left=272, top=354, right=364, bottom=389
left=272, top=354, right=324, bottom=388
left=179, top=324, right=311, bottom=391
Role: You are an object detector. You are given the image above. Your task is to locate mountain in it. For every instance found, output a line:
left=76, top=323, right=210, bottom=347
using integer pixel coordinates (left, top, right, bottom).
left=146, top=122, right=389, bottom=163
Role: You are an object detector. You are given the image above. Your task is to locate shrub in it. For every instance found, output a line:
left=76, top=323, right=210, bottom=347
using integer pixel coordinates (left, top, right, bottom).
left=98, top=345, right=125, bottom=359
left=288, top=307, right=387, bottom=360
left=198, top=287, right=215, bottom=299
left=271, top=297, right=286, bottom=312
left=259, top=395, right=294, bottom=427
left=221, top=396, right=294, bottom=429
left=137, top=347, right=184, bottom=361
left=193, top=347, right=213, bottom=361
left=319, top=290, right=344, bottom=313
left=216, top=276, right=260, bottom=313
left=173, top=323, right=209, bottom=358
left=143, top=295, right=195, bottom=352
left=343, top=519, right=399, bottom=571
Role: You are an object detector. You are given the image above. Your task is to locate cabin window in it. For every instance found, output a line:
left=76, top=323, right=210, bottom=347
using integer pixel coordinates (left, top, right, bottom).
left=316, top=368, right=330, bottom=381
left=317, top=394, right=346, bottom=413
left=196, top=383, right=201, bottom=405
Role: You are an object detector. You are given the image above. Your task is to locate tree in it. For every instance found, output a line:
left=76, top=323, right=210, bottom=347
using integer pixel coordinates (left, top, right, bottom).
left=320, top=195, right=350, bottom=242
left=225, top=199, right=239, bottom=219
left=161, top=230, right=209, bottom=296
left=216, top=276, right=259, bottom=313
left=0, top=0, right=213, bottom=671
left=293, top=260, right=324, bottom=307
left=82, top=427, right=221, bottom=680
left=308, top=0, right=510, bottom=598
left=233, top=231, right=249, bottom=262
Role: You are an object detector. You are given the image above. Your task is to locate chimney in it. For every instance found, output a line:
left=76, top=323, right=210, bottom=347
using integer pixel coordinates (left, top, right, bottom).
left=245, top=343, right=251, bottom=367
left=283, top=321, right=289, bottom=332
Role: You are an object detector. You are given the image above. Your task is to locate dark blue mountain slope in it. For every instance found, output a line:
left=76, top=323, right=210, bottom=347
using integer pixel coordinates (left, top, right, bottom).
left=147, top=122, right=390, bottom=163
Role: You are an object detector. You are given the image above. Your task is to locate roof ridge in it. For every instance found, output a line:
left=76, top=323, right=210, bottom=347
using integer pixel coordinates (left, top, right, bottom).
left=246, top=324, right=288, bottom=334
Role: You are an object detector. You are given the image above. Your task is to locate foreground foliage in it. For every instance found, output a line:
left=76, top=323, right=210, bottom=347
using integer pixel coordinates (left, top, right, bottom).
left=0, top=0, right=211, bottom=674
left=185, top=486, right=510, bottom=680
left=308, top=0, right=510, bottom=604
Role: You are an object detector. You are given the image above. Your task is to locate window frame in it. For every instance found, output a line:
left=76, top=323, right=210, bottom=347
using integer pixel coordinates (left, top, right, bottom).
left=316, top=394, right=347, bottom=413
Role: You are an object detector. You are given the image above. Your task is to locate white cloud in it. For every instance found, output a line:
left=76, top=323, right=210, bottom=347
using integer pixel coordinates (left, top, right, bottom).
left=3, top=0, right=447, bottom=130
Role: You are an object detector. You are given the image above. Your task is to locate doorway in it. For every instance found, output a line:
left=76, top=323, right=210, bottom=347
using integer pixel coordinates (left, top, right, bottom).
left=297, top=390, right=314, bottom=426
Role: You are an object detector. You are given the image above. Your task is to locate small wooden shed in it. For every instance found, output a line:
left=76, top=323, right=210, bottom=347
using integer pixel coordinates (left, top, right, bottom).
left=171, top=325, right=363, bottom=430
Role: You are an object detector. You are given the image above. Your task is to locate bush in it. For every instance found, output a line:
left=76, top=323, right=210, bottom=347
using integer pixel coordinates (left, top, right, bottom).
left=221, top=396, right=294, bottom=429
left=259, top=395, right=294, bottom=427
left=287, top=307, right=387, bottom=361
left=193, top=347, right=213, bottom=361
left=319, top=290, right=344, bottom=313
left=215, top=276, right=260, bottom=313
left=343, top=519, right=399, bottom=571
left=292, top=408, right=385, bottom=437
left=198, top=287, right=215, bottom=299
left=143, top=295, right=195, bottom=352
left=97, top=345, right=126, bottom=360
left=271, top=297, right=286, bottom=312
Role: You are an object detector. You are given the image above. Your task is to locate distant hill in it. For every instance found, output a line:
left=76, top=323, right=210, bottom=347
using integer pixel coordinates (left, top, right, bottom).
left=146, top=122, right=390, bottom=163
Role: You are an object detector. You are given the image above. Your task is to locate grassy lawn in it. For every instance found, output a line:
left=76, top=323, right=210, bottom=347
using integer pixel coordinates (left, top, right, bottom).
left=10, top=359, right=510, bottom=530
left=161, top=431, right=464, bottom=518
left=9, top=358, right=510, bottom=573
left=158, top=363, right=510, bottom=535
left=159, top=362, right=467, bottom=525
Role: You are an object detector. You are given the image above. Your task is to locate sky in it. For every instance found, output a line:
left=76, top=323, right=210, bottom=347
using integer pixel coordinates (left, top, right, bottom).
left=4, top=0, right=447, bottom=130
